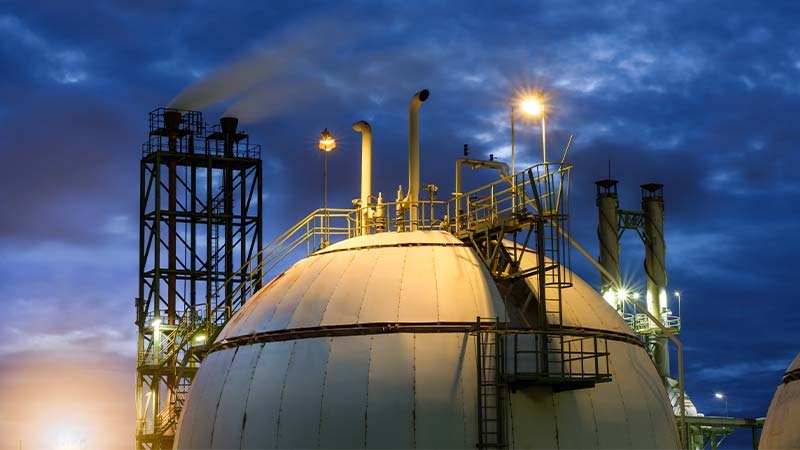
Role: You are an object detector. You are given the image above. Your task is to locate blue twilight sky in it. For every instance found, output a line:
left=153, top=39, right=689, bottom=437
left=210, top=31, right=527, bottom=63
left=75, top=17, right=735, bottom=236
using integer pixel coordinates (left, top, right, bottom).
left=1, top=1, right=799, bottom=449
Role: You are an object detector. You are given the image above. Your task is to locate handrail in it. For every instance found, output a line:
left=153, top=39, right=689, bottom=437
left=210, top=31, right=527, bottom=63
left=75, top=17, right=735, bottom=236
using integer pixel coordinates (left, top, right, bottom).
left=202, top=162, right=573, bottom=333
left=205, top=208, right=356, bottom=331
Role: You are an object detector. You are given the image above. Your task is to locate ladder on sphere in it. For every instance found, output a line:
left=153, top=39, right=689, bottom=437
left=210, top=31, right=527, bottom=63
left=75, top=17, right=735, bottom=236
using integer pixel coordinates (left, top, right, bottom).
left=476, top=317, right=507, bottom=449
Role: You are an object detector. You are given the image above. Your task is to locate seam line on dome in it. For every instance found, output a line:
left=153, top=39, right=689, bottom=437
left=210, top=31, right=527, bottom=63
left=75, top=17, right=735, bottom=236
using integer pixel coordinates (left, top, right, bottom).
left=314, top=242, right=466, bottom=256
left=208, top=322, right=644, bottom=353
left=783, top=368, right=800, bottom=384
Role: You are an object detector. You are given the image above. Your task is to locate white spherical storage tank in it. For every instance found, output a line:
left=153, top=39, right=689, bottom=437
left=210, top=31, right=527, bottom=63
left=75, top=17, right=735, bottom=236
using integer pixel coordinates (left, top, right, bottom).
left=174, top=230, right=680, bottom=449
left=760, top=353, right=800, bottom=449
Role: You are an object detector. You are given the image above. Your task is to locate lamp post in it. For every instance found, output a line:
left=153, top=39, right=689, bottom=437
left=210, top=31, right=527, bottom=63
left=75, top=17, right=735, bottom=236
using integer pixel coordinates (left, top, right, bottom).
left=510, top=106, right=516, bottom=178
left=319, top=128, right=336, bottom=247
left=674, top=291, right=682, bottom=318
left=520, top=96, right=547, bottom=164
left=714, top=392, right=728, bottom=417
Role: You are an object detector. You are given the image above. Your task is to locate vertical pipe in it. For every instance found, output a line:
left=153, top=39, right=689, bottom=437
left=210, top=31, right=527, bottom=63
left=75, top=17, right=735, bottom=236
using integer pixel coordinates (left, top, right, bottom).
left=220, top=118, right=237, bottom=318
left=595, top=179, right=621, bottom=306
left=352, top=121, right=372, bottom=236
left=324, top=151, right=329, bottom=243
left=510, top=107, right=515, bottom=180
left=206, top=156, right=213, bottom=325
left=163, top=111, right=181, bottom=326
left=190, top=156, right=197, bottom=316
left=137, top=156, right=147, bottom=442
left=239, top=166, right=247, bottom=308
left=642, top=183, right=669, bottom=379
left=407, top=89, right=429, bottom=230
left=541, top=116, right=547, bottom=164
left=256, top=162, right=263, bottom=291
left=168, top=160, right=177, bottom=325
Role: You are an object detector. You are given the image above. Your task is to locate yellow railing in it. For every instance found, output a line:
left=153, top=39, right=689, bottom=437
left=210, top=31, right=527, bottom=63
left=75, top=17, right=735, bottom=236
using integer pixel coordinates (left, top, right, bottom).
left=202, top=162, right=571, bottom=338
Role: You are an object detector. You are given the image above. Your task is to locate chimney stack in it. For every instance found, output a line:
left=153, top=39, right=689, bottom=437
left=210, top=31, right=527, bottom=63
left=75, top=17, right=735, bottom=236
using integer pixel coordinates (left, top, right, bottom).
left=220, top=117, right=238, bottom=157
left=595, top=179, right=621, bottom=305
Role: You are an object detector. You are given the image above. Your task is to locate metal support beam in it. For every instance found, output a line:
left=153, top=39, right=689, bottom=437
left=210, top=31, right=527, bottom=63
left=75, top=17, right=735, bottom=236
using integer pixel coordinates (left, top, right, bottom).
left=136, top=108, right=263, bottom=450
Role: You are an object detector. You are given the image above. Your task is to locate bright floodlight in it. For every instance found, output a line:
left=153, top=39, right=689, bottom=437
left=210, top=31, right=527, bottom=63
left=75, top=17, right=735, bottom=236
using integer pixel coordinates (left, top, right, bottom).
left=715, top=392, right=725, bottom=399
left=616, top=289, right=628, bottom=301
left=632, top=292, right=641, bottom=300
left=319, top=128, right=336, bottom=152
left=520, top=97, right=544, bottom=116
left=152, top=318, right=161, bottom=328
left=674, top=291, right=680, bottom=297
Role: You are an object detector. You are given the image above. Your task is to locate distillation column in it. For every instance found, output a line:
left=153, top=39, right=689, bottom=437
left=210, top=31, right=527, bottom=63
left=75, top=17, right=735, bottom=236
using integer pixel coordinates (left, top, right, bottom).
left=595, top=179, right=621, bottom=307
left=641, top=183, right=669, bottom=379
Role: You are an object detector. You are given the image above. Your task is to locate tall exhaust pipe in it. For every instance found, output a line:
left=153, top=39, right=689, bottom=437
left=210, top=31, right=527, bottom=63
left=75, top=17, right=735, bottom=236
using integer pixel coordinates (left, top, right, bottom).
left=407, top=89, right=429, bottom=230
left=641, top=183, right=669, bottom=380
left=595, top=179, right=621, bottom=306
left=352, top=120, right=372, bottom=236
left=163, top=110, right=182, bottom=153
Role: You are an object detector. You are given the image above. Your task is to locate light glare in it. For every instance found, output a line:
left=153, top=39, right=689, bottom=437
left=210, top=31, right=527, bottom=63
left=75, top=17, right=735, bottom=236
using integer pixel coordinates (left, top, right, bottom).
left=520, top=97, right=543, bottom=116
left=319, top=128, right=336, bottom=151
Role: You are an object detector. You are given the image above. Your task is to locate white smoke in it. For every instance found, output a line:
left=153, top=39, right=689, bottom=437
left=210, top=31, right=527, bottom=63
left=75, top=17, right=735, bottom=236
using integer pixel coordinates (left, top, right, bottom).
left=168, top=12, right=359, bottom=121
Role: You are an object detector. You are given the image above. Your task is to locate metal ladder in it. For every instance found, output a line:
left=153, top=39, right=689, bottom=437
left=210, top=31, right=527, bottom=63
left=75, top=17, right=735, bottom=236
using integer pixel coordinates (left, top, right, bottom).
left=476, top=317, right=506, bottom=449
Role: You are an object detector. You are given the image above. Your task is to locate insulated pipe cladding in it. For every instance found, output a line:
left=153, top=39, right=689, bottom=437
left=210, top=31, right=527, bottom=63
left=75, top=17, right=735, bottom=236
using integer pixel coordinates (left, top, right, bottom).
left=407, top=89, right=430, bottom=230
left=352, top=121, right=372, bottom=211
left=641, top=183, right=668, bottom=380
left=352, top=120, right=372, bottom=235
left=595, top=179, right=622, bottom=304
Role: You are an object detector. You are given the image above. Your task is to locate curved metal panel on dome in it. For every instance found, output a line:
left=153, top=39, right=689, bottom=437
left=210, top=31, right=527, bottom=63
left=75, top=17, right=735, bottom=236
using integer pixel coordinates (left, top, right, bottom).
left=216, top=232, right=505, bottom=342
left=210, top=344, right=262, bottom=449
left=239, top=341, right=294, bottom=449
left=365, top=334, right=415, bottom=447
left=319, top=336, right=371, bottom=447
left=174, top=349, right=236, bottom=450
left=415, top=333, right=472, bottom=448
left=760, top=352, right=800, bottom=450
left=277, top=338, right=331, bottom=448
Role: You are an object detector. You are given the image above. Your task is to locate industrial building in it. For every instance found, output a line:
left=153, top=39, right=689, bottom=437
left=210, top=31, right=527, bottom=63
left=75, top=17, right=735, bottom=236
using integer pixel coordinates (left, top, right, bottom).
left=135, top=89, right=790, bottom=449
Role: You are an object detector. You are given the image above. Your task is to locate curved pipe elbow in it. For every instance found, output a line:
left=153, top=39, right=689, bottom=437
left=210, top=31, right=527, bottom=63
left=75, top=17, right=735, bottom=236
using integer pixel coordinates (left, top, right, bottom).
left=352, top=120, right=371, bottom=134
left=409, top=89, right=430, bottom=113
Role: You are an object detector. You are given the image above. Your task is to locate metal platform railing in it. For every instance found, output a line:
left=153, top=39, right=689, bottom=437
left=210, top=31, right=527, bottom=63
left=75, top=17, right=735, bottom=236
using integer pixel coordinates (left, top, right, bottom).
left=625, top=312, right=681, bottom=334
left=504, top=330, right=611, bottom=389
left=475, top=320, right=612, bottom=393
left=201, top=163, right=572, bottom=341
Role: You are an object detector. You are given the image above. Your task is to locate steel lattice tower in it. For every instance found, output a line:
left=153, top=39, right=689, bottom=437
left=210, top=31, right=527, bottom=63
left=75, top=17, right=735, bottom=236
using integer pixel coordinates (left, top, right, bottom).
left=135, top=108, right=262, bottom=450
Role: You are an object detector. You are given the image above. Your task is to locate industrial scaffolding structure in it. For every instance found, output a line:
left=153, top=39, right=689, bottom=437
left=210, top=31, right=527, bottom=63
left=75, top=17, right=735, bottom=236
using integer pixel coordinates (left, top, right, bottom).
left=135, top=108, right=262, bottom=450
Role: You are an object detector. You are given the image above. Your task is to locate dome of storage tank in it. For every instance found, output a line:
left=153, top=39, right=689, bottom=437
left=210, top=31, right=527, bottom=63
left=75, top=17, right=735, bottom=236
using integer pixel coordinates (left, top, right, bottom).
left=760, top=352, right=800, bottom=449
left=175, top=230, right=680, bottom=449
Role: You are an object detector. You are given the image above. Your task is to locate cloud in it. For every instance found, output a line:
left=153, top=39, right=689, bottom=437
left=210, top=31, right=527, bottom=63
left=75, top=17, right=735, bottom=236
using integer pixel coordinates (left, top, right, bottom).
left=0, top=14, right=89, bottom=84
left=691, top=358, right=793, bottom=382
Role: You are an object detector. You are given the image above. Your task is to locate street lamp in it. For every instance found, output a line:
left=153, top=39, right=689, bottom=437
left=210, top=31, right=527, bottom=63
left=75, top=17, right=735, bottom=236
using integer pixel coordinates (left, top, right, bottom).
left=714, top=392, right=728, bottom=417
left=519, top=96, right=547, bottom=164
left=319, top=128, right=336, bottom=247
left=674, top=291, right=681, bottom=318
left=510, top=93, right=548, bottom=208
